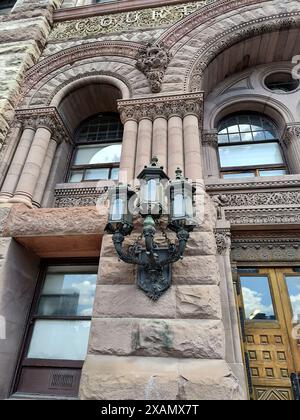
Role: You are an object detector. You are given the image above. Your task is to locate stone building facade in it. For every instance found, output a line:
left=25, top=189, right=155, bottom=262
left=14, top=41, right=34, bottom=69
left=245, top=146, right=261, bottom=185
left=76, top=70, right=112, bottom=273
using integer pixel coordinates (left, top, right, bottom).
left=0, top=0, right=299, bottom=400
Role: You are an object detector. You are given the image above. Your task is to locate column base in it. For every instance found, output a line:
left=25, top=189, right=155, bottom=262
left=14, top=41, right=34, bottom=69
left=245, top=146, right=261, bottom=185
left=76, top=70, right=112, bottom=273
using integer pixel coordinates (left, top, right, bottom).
left=0, top=193, right=13, bottom=204
left=8, top=195, right=33, bottom=208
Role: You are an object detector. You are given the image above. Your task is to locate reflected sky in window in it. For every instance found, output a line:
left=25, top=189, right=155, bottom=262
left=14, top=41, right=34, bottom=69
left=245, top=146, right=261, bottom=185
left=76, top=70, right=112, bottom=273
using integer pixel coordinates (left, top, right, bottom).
left=241, top=276, right=276, bottom=321
left=285, top=276, right=300, bottom=322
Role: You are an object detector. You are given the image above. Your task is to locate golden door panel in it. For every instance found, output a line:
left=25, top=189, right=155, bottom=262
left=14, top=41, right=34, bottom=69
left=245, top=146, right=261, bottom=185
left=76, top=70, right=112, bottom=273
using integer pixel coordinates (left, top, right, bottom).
left=237, top=267, right=300, bottom=400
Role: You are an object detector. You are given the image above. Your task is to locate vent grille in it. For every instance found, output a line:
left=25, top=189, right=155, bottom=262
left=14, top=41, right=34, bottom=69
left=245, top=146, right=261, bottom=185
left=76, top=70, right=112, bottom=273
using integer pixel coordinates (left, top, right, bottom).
left=49, top=371, right=75, bottom=389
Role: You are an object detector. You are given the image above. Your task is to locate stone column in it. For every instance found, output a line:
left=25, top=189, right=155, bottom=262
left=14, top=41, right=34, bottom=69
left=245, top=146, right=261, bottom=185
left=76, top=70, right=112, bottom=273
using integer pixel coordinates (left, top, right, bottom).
left=32, top=138, right=58, bottom=208
left=153, top=117, right=168, bottom=172
left=215, top=220, right=248, bottom=397
left=168, top=116, right=184, bottom=178
left=0, top=121, right=36, bottom=203
left=135, top=118, right=152, bottom=178
left=183, top=114, right=202, bottom=180
left=9, top=121, right=53, bottom=207
left=282, top=124, right=300, bottom=174
left=0, top=121, right=23, bottom=188
left=203, top=130, right=220, bottom=178
left=119, top=120, right=138, bottom=185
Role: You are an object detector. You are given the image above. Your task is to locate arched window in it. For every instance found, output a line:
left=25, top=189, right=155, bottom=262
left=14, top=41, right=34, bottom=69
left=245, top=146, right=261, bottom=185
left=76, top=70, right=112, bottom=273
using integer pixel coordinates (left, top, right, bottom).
left=68, top=112, right=123, bottom=183
left=217, top=112, right=287, bottom=179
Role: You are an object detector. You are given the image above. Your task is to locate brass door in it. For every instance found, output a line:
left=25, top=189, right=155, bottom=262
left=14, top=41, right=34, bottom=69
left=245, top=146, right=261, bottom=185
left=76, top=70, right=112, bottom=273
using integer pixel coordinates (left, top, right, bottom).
left=237, top=267, right=300, bottom=400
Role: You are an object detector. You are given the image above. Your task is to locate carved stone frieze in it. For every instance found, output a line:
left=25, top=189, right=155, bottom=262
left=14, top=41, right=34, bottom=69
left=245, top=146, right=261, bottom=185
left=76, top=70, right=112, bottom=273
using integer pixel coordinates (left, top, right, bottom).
left=118, top=93, right=203, bottom=123
left=16, top=107, right=71, bottom=144
left=225, top=208, right=300, bottom=226
left=211, top=191, right=300, bottom=208
left=49, top=1, right=207, bottom=41
left=231, top=237, right=300, bottom=262
left=214, top=228, right=231, bottom=255
left=54, top=185, right=109, bottom=208
left=136, top=42, right=171, bottom=93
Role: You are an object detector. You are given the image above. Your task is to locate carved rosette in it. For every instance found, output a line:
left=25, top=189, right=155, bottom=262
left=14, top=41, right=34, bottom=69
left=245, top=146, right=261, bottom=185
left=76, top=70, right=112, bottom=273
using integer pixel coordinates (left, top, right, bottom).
left=15, top=108, right=71, bottom=144
left=214, top=228, right=231, bottom=255
left=118, top=93, right=203, bottom=124
left=136, top=42, right=172, bottom=93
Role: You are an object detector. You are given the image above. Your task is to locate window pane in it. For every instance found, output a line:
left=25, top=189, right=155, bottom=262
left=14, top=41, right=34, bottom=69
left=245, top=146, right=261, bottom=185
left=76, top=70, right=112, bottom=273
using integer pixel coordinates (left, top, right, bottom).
left=218, top=134, right=229, bottom=143
left=74, top=144, right=121, bottom=165
left=285, top=276, right=300, bottom=322
left=223, top=172, right=255, bottom=179
left=84, top=168, right=110, bottom=181
left=37, top=266, right=97, bottom=316
left=68, top=171, right=83, bottom=183
left=252, top=131, right=266, bottom=141
left=27, top=320, right=91, bottom=360
left=259, top=169, right=287, bottom=177
left=219, top=142, right=284, bottom=168
left=111, top=167, right=119, bottom=180
left=240, top=133, right=253, bottom=142
left=229, top=133, right=241, bottom=143
left=240, top=276, right=276, bottom=321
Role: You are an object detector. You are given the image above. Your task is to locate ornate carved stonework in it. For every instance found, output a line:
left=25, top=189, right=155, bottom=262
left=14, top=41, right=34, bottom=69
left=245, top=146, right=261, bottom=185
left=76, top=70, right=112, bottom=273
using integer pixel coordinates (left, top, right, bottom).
left=15, top=107, right=71, bottom=144
left=54, top=185, right=109, bottom=208
left=136, top=42, right=171, bottom=93
left=211, top=191, right=300, bottom=207
left=203, top=130, right=218, bottom=148
left=283, top=124, right=300, bottom=145
left=49, top=2, right=207, bottom=41
left=118, top=93, right=203, bottom=123
left=225, top=208, right=300, bottom=226
left=231, top=236, right=300, bottom=262
left=214, top=228, right=231, bottom=255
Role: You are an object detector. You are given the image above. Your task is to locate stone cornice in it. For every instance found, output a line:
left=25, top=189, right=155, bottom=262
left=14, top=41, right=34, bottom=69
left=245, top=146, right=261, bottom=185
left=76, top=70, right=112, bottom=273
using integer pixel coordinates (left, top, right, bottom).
left=15, top=107, right=71, bottom=144
left=118, top=92, right=203, bottom=123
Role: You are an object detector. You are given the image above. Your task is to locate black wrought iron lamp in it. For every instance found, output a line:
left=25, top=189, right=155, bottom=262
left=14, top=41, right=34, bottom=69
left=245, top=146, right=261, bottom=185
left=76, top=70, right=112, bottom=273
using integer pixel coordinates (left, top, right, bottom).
left=105, top=158, right=196, bottom=300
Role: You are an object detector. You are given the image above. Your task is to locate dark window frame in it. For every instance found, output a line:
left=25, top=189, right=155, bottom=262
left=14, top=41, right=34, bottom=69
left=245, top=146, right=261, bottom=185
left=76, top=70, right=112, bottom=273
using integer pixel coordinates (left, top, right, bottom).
left=217, top=112, right=288, bottom=178
left=67, top=112, right=123, bottom=183
left=11, top=258, right=99, bottom=397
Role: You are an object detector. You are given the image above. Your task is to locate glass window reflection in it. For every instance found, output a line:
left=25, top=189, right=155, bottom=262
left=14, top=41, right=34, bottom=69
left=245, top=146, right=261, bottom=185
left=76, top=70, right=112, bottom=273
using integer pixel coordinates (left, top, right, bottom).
left=240, top=276, right=276, bottom=321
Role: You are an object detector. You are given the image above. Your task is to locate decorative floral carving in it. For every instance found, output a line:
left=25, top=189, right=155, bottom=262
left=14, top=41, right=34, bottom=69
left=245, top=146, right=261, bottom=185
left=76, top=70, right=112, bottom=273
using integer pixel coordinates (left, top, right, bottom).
left=118, top=93, right=203, bottom=123
left=54, top=186, right=109, bottom=208
left=225, top=208, right=300, bottom=226
left=211, top=191, right=300, bottom=207
left=203, top=130, right=218, bottom=148
left=283, top=124, right=300, bottom=146
left=214, top=228, right=231, bottom=255
left=15, top=107, right=71, bottom=144
left=136, top=42, right=171, bottom=93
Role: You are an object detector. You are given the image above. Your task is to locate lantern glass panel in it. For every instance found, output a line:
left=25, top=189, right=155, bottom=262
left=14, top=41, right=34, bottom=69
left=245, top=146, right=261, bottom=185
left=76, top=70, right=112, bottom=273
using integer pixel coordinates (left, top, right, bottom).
left=174, top=193, right=185, bottom=218
left=111, top=197, right=124, bottom=222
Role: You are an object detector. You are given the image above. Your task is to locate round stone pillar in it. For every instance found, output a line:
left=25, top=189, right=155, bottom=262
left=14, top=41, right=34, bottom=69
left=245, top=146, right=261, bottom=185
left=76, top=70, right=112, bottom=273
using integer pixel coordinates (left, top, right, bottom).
left=10, top=126, right=52, bottom=207
left=135, top=118, right=153, bottom=178
left=152, top=117, right=168, bottom=172
left=119, top=120, right=138, bottom=185
left=0, top=123, right=36, bottom=203
left=183, top=114, right=203, bottom=180
left=32, top=138, right=58, bottom=208
left=168, top=116, right=184, bottom=178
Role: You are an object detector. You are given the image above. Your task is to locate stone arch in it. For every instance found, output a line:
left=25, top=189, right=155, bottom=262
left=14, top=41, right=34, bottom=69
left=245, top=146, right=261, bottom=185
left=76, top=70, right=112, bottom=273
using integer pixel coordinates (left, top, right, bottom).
left=19, top=40, right=148, bottom=106
left=156, top=0, right=300, bottom=93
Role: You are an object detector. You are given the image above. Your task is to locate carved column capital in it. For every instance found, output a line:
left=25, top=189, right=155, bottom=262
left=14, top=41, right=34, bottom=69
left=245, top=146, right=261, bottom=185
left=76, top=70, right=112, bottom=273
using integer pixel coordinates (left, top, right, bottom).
left=136, top=42, right=172, bottom=93
left=15, top=107, right=71, bottom=144
left=118, top=93, right=203, bottom=123
left=215, top=228, right=231, bottom=255
left=282, top=123, right=300, bottom=146
left=203, top=130, right=218, bottom=148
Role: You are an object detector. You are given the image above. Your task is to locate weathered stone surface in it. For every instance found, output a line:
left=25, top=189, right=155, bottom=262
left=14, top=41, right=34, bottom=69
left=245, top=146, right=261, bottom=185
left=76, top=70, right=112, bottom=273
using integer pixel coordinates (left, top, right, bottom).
left=93, top=285, right=177, bottom=319
left=79, top=356, right=244, bottom=400
left=3, top=204, right=107, bottom=237
left=0, top=207, right=11, bottom=234
left=185, top=231, right=217, bottom=256
left=89, top=318, right=225, bottom=359
left=175, top=285, right=222, bottom=319
left=172, top=255, right=221, bottom=285
left=98, top=257, right=136, bottom=285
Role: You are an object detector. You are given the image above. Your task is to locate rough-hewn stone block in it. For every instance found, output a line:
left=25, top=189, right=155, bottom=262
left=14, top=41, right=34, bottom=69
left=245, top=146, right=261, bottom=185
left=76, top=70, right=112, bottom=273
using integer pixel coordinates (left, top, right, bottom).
left=79, top=356, right=244, bottom=400
left=172, top=255, right=221, bottom=285
left=175, top=285, right=222, bottom=319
